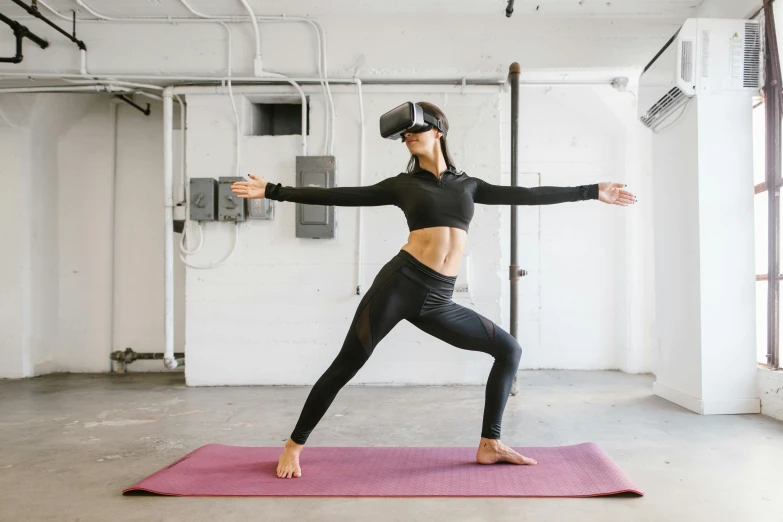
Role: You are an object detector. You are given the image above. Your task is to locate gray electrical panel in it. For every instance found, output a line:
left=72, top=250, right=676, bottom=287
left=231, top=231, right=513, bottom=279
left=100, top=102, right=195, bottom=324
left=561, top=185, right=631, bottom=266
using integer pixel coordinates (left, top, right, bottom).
left=218, top=177, right=247, bottom=222
left=189, top=178, right=218, bottom=222
left=296, top=156, right=335, bottom=239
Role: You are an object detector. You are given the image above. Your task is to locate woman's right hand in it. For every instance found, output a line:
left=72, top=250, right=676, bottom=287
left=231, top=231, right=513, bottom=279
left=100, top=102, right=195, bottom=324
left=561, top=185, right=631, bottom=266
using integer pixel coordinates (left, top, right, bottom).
left=231, top=174, right=268, bottom=199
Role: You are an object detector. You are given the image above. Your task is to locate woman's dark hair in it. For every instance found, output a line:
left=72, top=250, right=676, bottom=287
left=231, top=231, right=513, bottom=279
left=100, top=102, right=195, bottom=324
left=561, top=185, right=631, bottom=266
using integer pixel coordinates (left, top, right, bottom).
left=405, top=101, right=457, bottom=173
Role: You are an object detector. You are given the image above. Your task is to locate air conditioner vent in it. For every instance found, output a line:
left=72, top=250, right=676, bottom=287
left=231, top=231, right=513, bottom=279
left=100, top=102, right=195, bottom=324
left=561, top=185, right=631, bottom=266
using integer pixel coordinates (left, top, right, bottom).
left=681, top=40, right=694, bottom=83
left=744, top=22, right=761, bottom=88
left=640, top=87, right=688, bottom=128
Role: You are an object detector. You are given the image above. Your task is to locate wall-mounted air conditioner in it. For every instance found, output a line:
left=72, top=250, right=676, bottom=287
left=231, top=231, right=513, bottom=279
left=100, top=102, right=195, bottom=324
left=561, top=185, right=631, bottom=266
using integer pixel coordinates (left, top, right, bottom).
left=638, top=18, right=761, bottom=129
left=640, top=18, right=762, bottom=418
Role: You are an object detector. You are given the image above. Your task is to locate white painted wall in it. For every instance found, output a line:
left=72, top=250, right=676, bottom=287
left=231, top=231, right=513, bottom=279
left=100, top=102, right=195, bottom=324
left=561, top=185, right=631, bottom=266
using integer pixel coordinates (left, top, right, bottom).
left=0, top=15, right=682, bottom=78
left=0, top=94, right=185, bottom=377
left=180, top=81, right=644, bottom=385
left=0, top=7, right=686, bottom=381
left=758, top=369, right=783, bottom=421
left=0, top=125, right=29, bottom=378
left=0, top=94, right=97, bottom=377
left=499, top=84, right=652, bottom=373
left=698, top=0, right=761, bottom=18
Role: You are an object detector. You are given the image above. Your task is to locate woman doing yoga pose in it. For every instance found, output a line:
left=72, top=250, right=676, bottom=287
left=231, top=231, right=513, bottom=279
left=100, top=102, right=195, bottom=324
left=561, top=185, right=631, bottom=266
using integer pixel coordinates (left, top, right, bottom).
left=231, top=102, right=636, bottom=479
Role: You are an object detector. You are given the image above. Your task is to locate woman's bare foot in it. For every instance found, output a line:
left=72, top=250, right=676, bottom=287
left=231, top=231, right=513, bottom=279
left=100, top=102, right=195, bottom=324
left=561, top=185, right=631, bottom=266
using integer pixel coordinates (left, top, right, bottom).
left=277, top=439, right=304, bottom=478
left=476, top=437, right=537, bottom=465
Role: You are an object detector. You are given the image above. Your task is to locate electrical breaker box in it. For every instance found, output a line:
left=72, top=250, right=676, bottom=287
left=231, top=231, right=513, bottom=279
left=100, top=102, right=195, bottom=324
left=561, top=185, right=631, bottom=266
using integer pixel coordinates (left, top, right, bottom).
left=218, top=177, right=247, bottom=222
left=189, top=178, right=218, bottom=222
left=295, top=156, right=335, bottom=239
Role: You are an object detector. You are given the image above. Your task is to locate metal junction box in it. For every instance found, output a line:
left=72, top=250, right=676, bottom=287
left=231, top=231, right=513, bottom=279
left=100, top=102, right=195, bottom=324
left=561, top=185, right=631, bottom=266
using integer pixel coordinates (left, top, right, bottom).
left=218, top=177, right=247, bottom=222
left=189, top=178, right=218, bottom=222
left=295, top=156, right=335, bottom=239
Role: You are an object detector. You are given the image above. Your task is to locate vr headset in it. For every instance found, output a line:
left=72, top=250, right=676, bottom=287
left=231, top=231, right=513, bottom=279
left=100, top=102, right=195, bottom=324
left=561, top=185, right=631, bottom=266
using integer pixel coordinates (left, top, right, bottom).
left=379, top=102, right=447, bottom=141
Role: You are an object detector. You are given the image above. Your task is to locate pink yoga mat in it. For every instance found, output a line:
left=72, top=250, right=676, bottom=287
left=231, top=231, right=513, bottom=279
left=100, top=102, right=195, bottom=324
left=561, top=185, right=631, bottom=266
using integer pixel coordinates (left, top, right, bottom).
left=123, top=442, right=643, bottom=498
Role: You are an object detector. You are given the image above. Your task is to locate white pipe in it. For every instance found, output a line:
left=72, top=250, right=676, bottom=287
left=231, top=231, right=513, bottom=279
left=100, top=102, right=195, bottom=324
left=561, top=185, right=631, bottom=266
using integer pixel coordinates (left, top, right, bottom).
left=255, top=73, right=308, bottom=156
left=178, top=0, right=213, bottom=18
left=180, top=222, right=203, bottom=255
left=74, top=0, right=117, bottom=20
left=34, top=0, right=336, bottom=146
left=318, top=22, right=336, bottom=155
left=163, top=88, right=177, bottom=370
left=0, top=71, right=508, bottom=85
left=172, top=93, right=187, bottom=202
left=179, top=223, right=241, bottom=269
left=0, top=85, right=131, bottom=93
left=171, top=83, right=308, bottom=156
left=235, top=0, right=262, bottom=70
left=354, top=79, right=365, bottom=295
left=61, top=79, right=165, bottom=91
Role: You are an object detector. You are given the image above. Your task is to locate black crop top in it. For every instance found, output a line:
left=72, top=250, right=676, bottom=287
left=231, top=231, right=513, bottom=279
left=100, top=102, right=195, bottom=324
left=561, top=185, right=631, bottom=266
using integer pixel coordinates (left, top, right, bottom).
left=264, top=167, right=599, bottom=232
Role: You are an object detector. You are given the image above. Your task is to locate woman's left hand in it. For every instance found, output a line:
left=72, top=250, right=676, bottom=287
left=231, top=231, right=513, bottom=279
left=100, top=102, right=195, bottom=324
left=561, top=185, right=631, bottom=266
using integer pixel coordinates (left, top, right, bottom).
left=598, top=182, right=636, bottom=206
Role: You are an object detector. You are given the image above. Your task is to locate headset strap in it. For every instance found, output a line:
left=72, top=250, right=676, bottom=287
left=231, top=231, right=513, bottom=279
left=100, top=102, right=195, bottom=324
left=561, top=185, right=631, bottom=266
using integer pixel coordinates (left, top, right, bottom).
left=422, top=113, right=447, bottom=135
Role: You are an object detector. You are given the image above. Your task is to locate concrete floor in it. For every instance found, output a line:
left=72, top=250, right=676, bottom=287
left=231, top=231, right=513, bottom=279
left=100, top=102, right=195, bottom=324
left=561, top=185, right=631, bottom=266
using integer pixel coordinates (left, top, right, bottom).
left=0, top=371, right=781, bottom=522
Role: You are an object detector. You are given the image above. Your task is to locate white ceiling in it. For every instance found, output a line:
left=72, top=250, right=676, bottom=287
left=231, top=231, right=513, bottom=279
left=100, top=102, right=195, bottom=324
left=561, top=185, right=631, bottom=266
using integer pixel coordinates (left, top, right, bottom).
left=0, top=0, right=705, bottom=19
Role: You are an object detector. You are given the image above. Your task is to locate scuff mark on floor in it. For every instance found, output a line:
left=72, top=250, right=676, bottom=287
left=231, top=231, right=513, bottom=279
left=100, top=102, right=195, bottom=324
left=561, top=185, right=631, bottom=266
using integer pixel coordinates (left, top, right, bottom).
left=168, top=410, right=206, bottom=417
left=83, top=419, right=159, bottom=428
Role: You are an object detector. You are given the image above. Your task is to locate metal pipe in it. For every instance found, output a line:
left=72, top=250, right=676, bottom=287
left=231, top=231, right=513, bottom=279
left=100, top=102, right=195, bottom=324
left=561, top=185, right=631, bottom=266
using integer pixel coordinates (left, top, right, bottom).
left=0, top=29, right=23, bottom=64
left=0, top=71, right=508, bottom=85
left=10, top=0, right=87, bottom=50
left=0, top=85, right=130, bottom=93
left=0, top=71, right=617, bottom=88
left=764, top=0, right=782, bottom=369
left=0, top=11, right=48, bottom=48
left=108, top=99, right=120, bottom=370
left=508, top=62, right=525, bottom=396
left=110, top=347, right=185, bottom=373
left=162, top=88, right=177, bottom=370
left=116, top=94, right=150, bottom=115
left=0, top=11, right=48, bottom=63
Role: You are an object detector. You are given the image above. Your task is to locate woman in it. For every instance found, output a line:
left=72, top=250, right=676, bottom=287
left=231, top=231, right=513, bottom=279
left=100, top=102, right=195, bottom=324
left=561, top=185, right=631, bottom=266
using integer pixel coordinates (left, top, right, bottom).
left=231, top=102, right=636, bottom=479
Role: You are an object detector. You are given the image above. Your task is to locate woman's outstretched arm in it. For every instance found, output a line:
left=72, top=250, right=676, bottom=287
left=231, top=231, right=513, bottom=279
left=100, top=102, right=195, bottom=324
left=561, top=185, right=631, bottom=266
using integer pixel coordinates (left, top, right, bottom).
left=232, top=174, right=398, bottom=207
left=473, top=177, right=599, bottom=205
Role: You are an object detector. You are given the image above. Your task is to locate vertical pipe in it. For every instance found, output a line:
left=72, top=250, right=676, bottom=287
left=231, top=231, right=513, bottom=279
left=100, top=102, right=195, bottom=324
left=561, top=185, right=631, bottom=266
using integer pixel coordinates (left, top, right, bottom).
left=163, top=88, right=178, bottom=369
left=109, top=101, right=119, bottom=370
left=765, top=1, right=782, bottom=369
left=354, top=79, right=365, bottom=295
left=508, top=63, right=521, bottom=395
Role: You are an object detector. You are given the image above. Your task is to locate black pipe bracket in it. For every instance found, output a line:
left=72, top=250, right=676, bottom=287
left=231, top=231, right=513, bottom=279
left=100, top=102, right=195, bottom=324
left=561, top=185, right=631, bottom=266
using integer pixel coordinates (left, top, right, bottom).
left=116, top=95, right=151, bottom=116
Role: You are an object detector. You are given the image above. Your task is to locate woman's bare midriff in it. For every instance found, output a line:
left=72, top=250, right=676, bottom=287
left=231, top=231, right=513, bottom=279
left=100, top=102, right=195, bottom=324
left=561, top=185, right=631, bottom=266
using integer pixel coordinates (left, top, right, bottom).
left=400, top=226, right=467, bottom=277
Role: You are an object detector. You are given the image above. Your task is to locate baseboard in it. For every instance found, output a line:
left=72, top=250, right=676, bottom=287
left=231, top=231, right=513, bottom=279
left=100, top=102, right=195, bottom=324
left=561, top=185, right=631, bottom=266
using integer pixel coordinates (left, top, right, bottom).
left=654, top=382, right=703, bottom=413
left=653, top=382, right=760, bottom=414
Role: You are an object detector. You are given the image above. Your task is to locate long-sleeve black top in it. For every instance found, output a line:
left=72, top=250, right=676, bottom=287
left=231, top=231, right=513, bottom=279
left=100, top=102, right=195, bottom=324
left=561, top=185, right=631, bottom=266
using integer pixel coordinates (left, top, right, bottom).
left=264, top=167, right=599, bottom=232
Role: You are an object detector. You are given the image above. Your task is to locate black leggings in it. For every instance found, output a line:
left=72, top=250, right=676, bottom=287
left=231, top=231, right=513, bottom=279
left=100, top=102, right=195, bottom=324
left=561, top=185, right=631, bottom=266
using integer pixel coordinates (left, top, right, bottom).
left=289, top=249, right=522, bottom=445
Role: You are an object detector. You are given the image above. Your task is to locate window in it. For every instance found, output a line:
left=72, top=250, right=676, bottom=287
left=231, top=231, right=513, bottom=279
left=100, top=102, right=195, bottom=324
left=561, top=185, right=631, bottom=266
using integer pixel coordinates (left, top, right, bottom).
left=753, top=3, right=782, bottom=370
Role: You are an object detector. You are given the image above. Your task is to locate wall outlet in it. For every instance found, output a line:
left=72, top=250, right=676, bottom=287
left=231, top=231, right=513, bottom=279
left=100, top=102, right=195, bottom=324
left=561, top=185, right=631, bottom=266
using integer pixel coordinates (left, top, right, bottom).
left=248, top=198, right=273, bottom=220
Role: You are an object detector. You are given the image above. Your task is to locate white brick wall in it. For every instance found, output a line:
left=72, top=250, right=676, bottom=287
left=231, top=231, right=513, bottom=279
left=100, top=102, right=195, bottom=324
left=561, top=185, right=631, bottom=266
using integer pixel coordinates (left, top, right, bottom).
left=0, top=9, right=682, bottom=381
